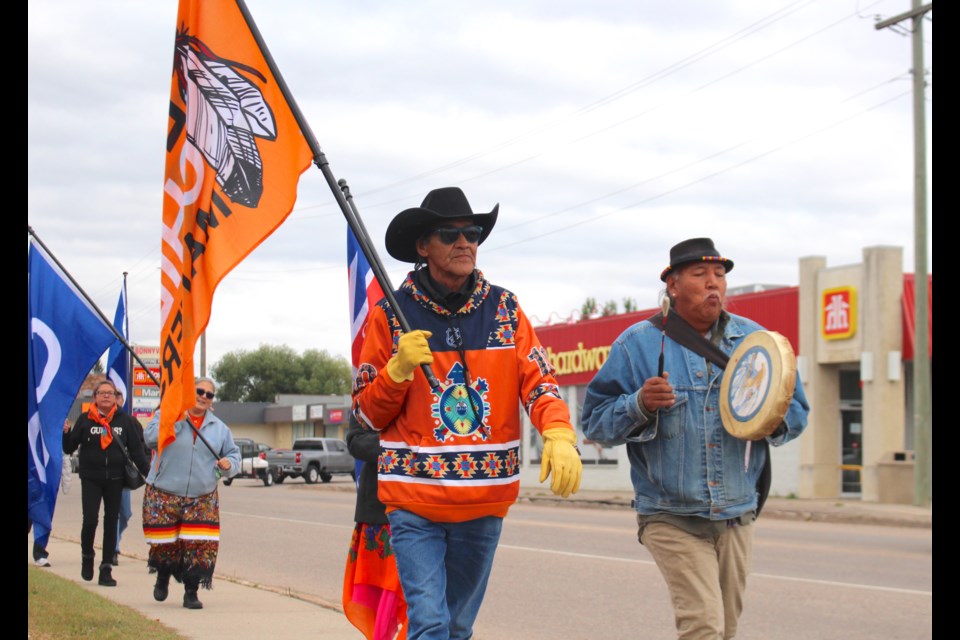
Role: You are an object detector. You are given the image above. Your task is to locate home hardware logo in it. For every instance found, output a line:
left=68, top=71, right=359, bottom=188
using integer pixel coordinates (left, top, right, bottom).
left=821, top=286, right=857, bottom=340
left=545, top=343, right=612, bottom=376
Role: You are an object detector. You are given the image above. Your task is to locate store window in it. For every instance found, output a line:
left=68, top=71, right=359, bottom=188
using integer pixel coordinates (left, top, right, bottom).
left=839, top=369, right=863, bottom=494
left=292, top=421, right=312, bottom=440
left=520, top=385, right=617, bottom=466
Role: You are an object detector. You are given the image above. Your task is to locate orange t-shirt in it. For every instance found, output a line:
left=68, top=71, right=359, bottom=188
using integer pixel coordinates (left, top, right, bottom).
left=187, top=411, right=205, bottom=442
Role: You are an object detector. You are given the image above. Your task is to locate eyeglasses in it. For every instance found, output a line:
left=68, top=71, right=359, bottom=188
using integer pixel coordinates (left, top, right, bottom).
left=196, top=388, right=215, bottom=400
left=430, top=225, right=483, bottom=245
left=95, top=391, right=115, bottom=397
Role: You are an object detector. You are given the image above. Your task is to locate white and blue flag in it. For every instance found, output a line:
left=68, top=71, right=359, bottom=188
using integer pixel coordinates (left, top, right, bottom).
left=28, top=239, right=116, bottom=547
left=106, top=281, right=130, bottom=412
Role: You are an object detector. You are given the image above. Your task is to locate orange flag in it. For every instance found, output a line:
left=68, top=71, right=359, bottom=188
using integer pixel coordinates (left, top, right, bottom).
left=158, top=0, right=313, bottom=454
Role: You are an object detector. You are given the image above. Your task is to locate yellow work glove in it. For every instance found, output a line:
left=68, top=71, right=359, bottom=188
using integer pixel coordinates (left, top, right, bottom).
left=386, top=330, right=434, bottom=383
left=538, top=426, right=582, bottom=498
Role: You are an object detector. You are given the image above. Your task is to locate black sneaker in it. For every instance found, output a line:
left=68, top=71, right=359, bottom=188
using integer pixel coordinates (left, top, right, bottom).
left=110, top=552, right=119, bottom=567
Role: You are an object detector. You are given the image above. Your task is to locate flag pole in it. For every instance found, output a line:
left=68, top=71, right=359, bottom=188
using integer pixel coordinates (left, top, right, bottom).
left=233, top=0, right=442, bottom=393
left=339, top=179, right=442, bottom=386
left=25, top=228, right=222, bottom=461
left=24, top=231, right=223, bottom=454
left=28, top=227, right=158, bottom=383
left=28, top=229, right=221, bottom=464
left=121, top=272, right=132, bottom=414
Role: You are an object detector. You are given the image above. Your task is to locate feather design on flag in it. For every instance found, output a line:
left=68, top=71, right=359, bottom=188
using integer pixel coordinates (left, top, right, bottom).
left=158, top=0, right=314, bottom=456
left=173, top=30, right=277, bottom=207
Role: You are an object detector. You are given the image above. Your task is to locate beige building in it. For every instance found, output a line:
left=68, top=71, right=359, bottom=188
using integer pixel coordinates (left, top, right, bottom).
left=798, top=246, right=928, bottom=503
left=212, top=394, right=352, bottom=449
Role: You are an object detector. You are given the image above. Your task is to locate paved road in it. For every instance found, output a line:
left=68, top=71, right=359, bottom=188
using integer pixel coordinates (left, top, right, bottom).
left=39, top=478, right=932, bottom=639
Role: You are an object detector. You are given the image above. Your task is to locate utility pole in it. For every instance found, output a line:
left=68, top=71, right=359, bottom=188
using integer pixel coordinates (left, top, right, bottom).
left=875, top=2, right=931, bottom=508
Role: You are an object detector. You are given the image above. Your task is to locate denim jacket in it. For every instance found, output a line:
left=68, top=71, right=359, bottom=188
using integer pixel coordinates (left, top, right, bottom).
left=581, top=312, right=809, bottom=520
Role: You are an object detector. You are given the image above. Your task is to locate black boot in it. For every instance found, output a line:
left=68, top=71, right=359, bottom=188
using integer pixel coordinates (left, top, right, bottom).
left=110, top=550, right=119, bottom=567
left=153, top=570, right=171, bottom=602
left=183, top=582, right=203, bottom=610
left=98, top=562, right=117, bottom=587
left=81, top=553, right=95, bottom=581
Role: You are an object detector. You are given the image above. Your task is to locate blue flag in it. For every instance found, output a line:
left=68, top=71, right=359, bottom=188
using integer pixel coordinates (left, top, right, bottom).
left=28, top=240, right=116, bottom=548
left=106, top=282, right=130, bottom=412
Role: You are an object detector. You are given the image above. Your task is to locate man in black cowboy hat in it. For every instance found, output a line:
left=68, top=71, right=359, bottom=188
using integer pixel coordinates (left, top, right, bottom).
left=580, top=238, right=809, bottom=640
left=353, top=186, right=582, bottom=640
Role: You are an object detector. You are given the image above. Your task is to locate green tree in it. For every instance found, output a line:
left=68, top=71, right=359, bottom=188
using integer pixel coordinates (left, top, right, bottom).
left=297, top=349, right=352, bottom=395
left=622, top=297, right=638, bottom=313
left=580, top=297, right=598, bottom=320
left=210, top=344, right=351, bottom=402
left=601, top=300, right=618, bottom=317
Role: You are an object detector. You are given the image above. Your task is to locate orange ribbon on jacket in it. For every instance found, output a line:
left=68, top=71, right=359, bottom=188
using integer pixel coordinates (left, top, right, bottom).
left=88, top=405, right=117, bottom=450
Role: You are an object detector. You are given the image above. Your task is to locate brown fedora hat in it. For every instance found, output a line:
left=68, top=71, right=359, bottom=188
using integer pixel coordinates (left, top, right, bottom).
left=385, top=187, right=499, bottom=263
left=660, top=237, right=734, bottom=282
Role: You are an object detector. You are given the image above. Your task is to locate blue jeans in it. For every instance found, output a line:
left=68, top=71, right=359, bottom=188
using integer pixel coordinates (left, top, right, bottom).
left=116, top=488, right=132, bottom=553
left=387, top=509, right=503, bottom=640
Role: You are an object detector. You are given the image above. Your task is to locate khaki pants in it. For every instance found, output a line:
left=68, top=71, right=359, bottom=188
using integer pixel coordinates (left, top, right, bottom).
left=640, top=521, right=753, bottom=639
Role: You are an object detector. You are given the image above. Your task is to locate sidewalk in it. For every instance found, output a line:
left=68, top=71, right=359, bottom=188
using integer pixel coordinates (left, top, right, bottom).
left=31, top=536, right=361, bottom=640
left=30, top=491, right=930, bottom=640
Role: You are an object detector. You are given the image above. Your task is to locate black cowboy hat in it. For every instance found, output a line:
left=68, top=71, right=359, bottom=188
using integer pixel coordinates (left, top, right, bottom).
left=385, top=187, right=499, bottom=263
left=660, top=237, right=734, bottom=282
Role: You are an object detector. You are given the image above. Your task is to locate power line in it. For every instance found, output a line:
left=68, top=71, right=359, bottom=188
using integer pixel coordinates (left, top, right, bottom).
left=486, top=90, right=912, bottom=253
left=283, top=2, right=859, bottom=213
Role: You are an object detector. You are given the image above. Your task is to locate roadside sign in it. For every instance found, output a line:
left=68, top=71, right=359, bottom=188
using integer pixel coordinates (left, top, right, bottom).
left=134, top=367, right=161, bottom=386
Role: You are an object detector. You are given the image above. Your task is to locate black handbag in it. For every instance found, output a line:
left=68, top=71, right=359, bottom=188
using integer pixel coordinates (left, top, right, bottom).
left=106, top=424, right=146, bottom=490
left=122, top=455, right=145, bottom=490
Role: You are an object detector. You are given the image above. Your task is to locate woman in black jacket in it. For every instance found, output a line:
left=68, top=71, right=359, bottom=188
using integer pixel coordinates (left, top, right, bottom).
left=62, top=379, right=149, bottom=586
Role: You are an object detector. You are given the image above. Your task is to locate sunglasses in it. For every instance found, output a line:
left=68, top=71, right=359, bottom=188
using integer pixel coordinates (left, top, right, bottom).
left=430, top=225, right=483, bottom=245
left=196, top=388, right=215, bottom=400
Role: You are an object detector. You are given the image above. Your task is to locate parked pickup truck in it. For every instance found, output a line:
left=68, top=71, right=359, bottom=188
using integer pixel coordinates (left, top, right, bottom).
left=264, top=437, right=355, bottom=484
left=223, top=438, right=277, bottom=486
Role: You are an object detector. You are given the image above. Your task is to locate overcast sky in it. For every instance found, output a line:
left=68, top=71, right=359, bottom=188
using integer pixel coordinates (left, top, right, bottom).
left=28, top=0, right=933, bottom=374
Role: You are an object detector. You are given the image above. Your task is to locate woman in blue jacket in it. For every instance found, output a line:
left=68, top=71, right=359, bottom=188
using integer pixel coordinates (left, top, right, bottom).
left=142, top=377, right=240, bottom=610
